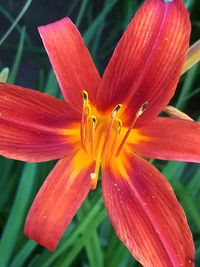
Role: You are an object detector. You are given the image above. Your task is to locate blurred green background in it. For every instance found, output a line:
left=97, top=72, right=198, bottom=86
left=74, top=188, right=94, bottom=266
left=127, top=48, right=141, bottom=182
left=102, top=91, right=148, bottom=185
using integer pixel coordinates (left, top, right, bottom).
left=0, top=0, right=200, bottom=266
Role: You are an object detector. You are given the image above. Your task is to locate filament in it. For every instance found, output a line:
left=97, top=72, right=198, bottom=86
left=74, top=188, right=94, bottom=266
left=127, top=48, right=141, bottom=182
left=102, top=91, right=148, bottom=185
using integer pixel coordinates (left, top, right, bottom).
left=101, top=104, right=122, bottom=161
left=81, top=90, right=91, bottom=152
left=110, top=119, right=122, bottom=157
left=91, top=115, right=97, bottom=157
left=90, top=137, right=104, bottom=190
left=85, top=104, right=91, bottom=146
left=115, top=102, right=148, bottom=157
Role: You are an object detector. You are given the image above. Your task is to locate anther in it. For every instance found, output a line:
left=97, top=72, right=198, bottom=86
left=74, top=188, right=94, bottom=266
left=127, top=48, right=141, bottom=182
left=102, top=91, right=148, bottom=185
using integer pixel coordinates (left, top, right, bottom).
left=82, top=90, right=89, bottom=105
left=136, top=102, right=148, bottom=118
left=115, top=102, right=148, bottom=157
left=112, top=104, right=122, bottom=118
left=91, top=115, right=97, bottom=128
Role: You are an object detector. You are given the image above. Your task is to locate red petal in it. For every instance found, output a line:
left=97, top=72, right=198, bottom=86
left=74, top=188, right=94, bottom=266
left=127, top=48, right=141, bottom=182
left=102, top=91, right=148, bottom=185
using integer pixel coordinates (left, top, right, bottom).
left=25, top=151, right=95, bottom=251
left=130, top=117, right=200, bottom=162
left=0, top=83, right=79, bottom=162
left=96, top=0, right=191, bottom=126
left=102, top=152, right=194, bottom=267
left=39, top=18, right=101, bottom=110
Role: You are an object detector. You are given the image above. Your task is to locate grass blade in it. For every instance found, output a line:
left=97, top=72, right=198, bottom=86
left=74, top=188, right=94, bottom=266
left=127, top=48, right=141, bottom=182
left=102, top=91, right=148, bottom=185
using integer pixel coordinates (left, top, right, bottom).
left=9, top=240, right=37, bottom=267
left=0, top=0, right=32, bottom=46
left=59, top=209, right=107, bottom=267
left=83, top=0, right=118, bottom=45
left=0, top=163, right=36, bottom=267
left=75, top=0, right=89, bottom=27
left=8, top=26, right=26, bottom=83
left=77, top=198, right=104, bottom=267
left=176, top=63, right=199, bottom=109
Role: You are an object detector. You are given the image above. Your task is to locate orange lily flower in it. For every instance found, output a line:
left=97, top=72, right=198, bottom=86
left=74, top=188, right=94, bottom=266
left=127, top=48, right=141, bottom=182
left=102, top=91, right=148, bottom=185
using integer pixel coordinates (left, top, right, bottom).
left=0, top=0, right=199, bottom=266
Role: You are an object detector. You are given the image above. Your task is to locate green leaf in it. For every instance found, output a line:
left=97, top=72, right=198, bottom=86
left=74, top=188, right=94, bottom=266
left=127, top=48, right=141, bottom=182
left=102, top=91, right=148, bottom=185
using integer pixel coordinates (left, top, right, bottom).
left=9, top=240, right=37, bottom=267
left=59, top=209, right=107, bottom=267
left=8, top=26, right=26, bottom=83
left=0, top=0, right=32, bottom=46
left=77, top=198, right=104, bottom=267
left=83, top=0, right=118, bottom=45
left=0, top=163, right=37, bottom=267
left=176, top=63, right=200, bottom=109
left=75, top=0, right=89, bottom=27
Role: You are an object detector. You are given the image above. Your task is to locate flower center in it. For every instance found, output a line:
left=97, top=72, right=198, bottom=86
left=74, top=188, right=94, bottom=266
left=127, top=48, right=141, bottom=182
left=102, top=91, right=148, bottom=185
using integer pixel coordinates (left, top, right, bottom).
left=80, top=90, right=147, bottom=188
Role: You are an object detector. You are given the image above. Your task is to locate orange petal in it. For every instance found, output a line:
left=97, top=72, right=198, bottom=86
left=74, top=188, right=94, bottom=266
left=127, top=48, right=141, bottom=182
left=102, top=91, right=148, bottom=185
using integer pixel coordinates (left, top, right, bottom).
left=102, top=152, right=194, bottom=267
left=25, top=150, right=95, bottom=251
left=96, top=0, right=191, bottom=127
left=39, top=18, right=101, bottom=110
left=129, top=117, right=200, bottom=163
left=0, top=83, right=79, bottom=162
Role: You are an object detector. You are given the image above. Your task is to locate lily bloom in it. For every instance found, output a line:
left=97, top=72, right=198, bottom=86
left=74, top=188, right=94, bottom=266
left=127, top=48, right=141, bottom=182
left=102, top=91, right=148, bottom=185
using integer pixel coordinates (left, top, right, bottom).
left=0, top=0, right=200, bottom=266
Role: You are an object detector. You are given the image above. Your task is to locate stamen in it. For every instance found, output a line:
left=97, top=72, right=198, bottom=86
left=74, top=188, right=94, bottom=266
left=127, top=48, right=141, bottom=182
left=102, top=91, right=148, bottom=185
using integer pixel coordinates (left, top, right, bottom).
left=136, top=102, right=148, bottom=117
left=91, top=115, right=97, bottom=157
left=91, top=115, right=97, bottom=127
left=81, top=90, right=91, bottom=152
left=115, top=102, right=148, bottom=157
left=112, top=104, right=122, bottom=118
left=101, top=104, right=122, bottom=161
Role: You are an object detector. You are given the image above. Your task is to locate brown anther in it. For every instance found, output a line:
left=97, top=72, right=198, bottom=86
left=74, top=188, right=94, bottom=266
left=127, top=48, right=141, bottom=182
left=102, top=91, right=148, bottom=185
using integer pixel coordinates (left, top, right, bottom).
left=82, top=90, right=89, bottom=105
left=136, top=102, right=148, bottom=118
left=91, top=115, right=97, bottom=128
left=111, top=104, right=122, bottom=118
